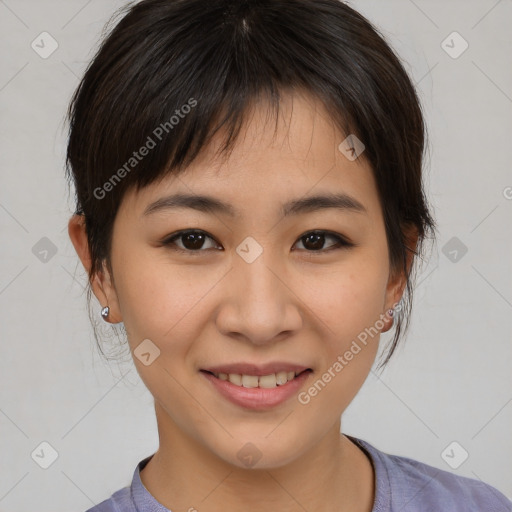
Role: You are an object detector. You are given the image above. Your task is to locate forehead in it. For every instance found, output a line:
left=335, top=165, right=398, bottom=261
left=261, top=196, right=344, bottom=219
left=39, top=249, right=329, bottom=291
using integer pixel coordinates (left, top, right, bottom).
left=122, top=91, right=381, bottom=221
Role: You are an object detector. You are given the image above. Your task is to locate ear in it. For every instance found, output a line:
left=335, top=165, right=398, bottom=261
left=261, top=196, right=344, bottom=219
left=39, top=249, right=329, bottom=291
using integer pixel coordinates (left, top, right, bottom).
left=381, top=223, right=419, bottom=333
left=68, top=214, right=123, bottom=323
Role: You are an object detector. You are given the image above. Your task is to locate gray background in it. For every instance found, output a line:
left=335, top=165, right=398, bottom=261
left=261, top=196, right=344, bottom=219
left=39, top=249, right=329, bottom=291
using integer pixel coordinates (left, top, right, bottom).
left=0, top=0, right=511, bottom=510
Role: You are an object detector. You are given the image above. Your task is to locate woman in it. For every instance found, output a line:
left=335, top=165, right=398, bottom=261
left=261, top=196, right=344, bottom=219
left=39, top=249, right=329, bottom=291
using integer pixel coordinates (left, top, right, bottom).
left=65, top=0, right=512, bottom=510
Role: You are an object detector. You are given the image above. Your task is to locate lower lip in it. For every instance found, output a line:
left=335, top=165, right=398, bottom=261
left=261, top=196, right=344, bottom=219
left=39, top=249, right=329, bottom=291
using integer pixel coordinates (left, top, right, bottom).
left=200, top=370, right=312, bottom=410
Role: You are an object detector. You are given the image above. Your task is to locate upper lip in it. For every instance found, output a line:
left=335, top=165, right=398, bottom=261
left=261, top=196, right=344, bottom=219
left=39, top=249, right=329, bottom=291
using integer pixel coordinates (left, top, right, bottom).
left=202, top=362, right=312, bottom=376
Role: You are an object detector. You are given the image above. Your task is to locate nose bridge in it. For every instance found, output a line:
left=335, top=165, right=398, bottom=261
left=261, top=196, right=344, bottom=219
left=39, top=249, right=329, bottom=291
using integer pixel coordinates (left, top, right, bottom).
left=236, top=232, right=281, bottom=300
left=242, top=254, right=282, bottom=307
left=217, top=249, right=301, bottom=344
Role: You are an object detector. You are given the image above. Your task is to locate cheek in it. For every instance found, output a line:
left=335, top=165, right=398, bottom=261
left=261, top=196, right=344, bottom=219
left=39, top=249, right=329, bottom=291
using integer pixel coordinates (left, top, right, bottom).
left=300, top=255, right=388, bottom=339
left=112, top=248, right=222, bottom=351
left=112, top=252, right=213, bottom=409
left=299, top=255, right=387, bottom=394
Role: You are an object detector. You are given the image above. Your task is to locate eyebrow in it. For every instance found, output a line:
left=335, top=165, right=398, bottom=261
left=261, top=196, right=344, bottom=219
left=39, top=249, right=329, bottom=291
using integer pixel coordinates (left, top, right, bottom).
left=142, top=192, right=368, bottom=218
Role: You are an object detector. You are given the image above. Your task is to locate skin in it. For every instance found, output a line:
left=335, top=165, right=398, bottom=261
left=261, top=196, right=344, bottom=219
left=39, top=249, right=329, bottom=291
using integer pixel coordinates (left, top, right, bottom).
left=69, top=91, right=417, bottom=512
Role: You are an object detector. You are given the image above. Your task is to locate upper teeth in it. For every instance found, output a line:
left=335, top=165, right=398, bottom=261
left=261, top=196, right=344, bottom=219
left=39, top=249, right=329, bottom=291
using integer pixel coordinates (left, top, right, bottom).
left=215, top=371, right=299, bottom=388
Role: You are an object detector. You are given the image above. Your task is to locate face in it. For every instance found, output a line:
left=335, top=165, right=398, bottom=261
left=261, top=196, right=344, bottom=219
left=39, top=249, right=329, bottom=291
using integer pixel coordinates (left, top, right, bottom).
left=83, top=92, right=404, bottom=469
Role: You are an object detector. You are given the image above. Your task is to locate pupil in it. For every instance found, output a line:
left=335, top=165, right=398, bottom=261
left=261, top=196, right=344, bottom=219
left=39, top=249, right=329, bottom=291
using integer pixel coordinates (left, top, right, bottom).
left=184, top=232, right=204, bottom=250
left=304, top=233, right=324, bottom=250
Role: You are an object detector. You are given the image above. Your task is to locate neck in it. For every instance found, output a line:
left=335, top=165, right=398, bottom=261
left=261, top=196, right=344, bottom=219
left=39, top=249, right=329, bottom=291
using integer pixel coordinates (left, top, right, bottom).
left=140, top=402, right=375, bottom=512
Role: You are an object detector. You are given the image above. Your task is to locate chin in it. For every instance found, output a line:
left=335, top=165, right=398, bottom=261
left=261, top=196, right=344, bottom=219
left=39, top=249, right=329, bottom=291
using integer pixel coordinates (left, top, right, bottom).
left=213, top=434, right=306, bottom=471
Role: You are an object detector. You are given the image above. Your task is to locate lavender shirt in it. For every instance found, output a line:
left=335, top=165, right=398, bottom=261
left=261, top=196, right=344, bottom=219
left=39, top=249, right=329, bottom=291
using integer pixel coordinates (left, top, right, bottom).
left=85, top=435, right=512, bottom=511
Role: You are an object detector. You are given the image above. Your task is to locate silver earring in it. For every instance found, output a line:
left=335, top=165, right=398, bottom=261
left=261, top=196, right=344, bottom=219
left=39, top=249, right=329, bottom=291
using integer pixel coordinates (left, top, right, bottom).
left=387, top=308, right=394, bottom=317
left=101, top=306, right=110, bottom=320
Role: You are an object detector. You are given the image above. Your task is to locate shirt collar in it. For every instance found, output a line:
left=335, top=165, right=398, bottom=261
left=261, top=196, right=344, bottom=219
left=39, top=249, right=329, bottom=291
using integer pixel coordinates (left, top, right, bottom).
left=128, top=436, right=388, bottom=512
left=130, top=453, right=171, bottom=511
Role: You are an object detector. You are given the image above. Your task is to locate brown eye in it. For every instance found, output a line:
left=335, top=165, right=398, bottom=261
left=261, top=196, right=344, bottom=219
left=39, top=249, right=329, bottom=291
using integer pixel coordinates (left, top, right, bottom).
left=294, top=230, right=353, bottom=252
left=163, top=230, right=221, bottom=253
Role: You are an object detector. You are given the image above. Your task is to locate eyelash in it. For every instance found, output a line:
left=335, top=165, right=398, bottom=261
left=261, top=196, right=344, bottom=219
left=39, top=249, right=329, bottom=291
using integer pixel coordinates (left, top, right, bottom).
left=160, top=229, right=355, bottom=256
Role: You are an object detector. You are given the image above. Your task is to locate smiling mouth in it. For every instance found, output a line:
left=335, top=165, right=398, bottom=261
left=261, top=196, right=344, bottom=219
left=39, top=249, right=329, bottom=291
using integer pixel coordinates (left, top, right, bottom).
left=200, top=369, right=312, bottom=389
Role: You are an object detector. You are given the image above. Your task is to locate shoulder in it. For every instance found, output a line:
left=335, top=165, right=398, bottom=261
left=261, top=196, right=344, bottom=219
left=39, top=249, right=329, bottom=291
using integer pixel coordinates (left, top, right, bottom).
left=349, top=436, right=512, bottom=512
left=84, top=485, right=134, bottom=512
left=82, top=454, right=157, bottom=512
left=383, top=451, right=512, bottom=511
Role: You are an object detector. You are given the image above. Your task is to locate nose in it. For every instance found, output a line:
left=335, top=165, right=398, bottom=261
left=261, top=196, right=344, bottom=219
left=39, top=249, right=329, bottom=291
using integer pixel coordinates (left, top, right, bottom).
left=215, top=254, right=302, bottom=346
